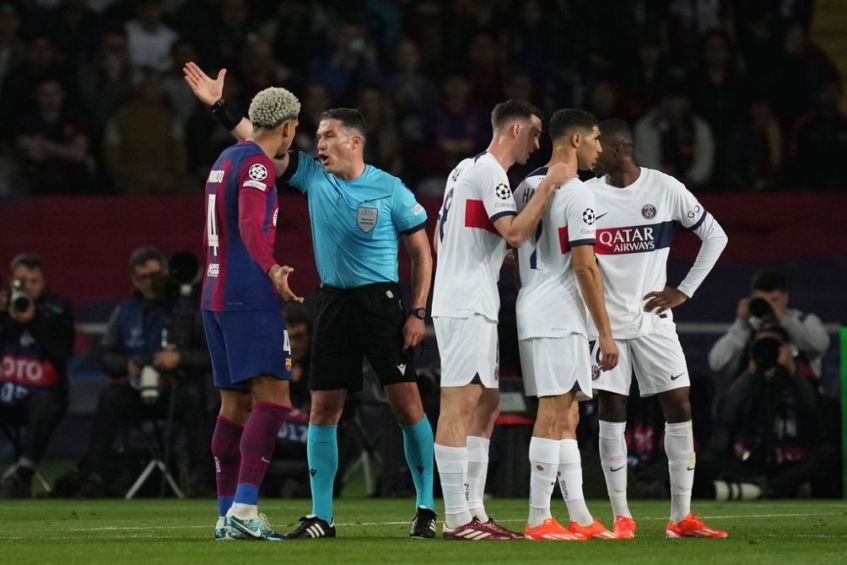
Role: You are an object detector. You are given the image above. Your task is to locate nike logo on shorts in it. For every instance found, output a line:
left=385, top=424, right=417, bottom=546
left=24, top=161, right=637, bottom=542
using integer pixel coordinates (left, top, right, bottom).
left=670, top=372, right=686, bottom=381
left=610, top=465, right=625, bottom=472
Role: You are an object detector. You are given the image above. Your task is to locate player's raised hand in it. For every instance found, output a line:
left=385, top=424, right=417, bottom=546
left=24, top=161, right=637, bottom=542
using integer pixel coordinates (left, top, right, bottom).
left=183, top=61, right=225, bottom=106
left=402, top=316, right=425, bottom=350
left=643, top=286, right=689, bottom=314
left=269, top=265, right=304, bottom=303
left=597, top=335, right=619, bottom=371
left=543, top=162, right=578, bottom=189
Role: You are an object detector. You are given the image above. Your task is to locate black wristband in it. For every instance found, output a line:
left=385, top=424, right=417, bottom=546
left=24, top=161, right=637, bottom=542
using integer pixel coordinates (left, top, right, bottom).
left=210, top=98, right=242, bottom=132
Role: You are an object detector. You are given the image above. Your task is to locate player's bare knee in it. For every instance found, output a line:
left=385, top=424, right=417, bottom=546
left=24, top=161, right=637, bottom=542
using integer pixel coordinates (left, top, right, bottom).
left=660, top=389, right=691, bottom=423
left=598, top=391, right=628, bottom=422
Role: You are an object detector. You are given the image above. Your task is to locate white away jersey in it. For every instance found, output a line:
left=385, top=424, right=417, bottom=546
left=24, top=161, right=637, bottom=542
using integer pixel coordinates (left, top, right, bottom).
left=585, top=167, right=707, bottom=338
left=515, top=168, right=597, bottom=340
left=432, top=152, right=517, bottom=320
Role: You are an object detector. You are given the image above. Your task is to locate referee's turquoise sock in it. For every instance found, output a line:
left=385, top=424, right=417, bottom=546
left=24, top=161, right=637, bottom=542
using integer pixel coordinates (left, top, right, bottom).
left=401, top=415, right=435, bottom=511
left=307, top=423, right=338, bottom=523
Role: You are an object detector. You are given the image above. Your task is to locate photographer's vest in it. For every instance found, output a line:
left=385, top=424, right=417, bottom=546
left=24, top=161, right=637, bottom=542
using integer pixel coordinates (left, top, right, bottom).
left=116, top=297, right=169, bottom=359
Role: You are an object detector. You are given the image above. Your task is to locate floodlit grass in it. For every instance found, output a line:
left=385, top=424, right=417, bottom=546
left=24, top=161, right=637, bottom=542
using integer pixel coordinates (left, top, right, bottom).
left=1, top=498, right=846, bottom=563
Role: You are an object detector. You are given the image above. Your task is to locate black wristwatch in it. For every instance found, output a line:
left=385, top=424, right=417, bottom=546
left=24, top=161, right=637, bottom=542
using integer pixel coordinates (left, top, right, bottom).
left=410, top=308, right=427, bottom=320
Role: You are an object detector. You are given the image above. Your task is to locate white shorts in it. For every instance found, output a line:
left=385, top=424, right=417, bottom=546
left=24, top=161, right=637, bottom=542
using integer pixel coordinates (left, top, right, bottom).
left=434, top=314, right=499, bottom=388
left=591, top=319, right=690, bottom=397
left=519, top=334, right=592, bottom=400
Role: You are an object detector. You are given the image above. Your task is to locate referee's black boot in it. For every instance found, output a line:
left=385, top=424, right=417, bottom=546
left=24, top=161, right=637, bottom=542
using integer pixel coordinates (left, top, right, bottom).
left=285, top=514, right=336, bottom=539
left=410, top=507, right=438, bottom=539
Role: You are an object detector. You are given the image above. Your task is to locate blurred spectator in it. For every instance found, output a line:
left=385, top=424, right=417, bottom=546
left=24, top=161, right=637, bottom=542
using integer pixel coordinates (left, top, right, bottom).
left=75, top=246, right=211, bottom=498
left=708, top=271, right=830, bottom=384
left=703, top=323, right=833, bottom=499
left=0, top=34, right=76, bottom=141
left=502, top=0, right=565, bottom=88
left=125, top=0, right=177, bottom=72
left=291, top=82, right=330, bottom=156
left=789, top=79, right=847, bottom=190
left=103, top=70, right=187, bottom=194
left=217, top=0, right=254, bottom=69
left=465, top=31, right=503, bottom=109
left=665, top=0, right=732, bottom=67
left=502, top=72, right=536, bottom=105
left=14, top=76, right=93, bottom=195
left=634, top=80, right=715, bottom=187
left=768, top=23, right=839, bottom=130
left=161, top=38, right=201, bottom=118
left=77, top=30, right=132, bottom=144
left=0, top=2, right=26, bottom=90
left=435, top=74, right=480, bottom=173
left=236, top=35, right=299, bottom=100
left=283, top=303, right=312, bottom=411
left=357, top=85, right=402, bottom=175
left=387, top=38, right=437, bottom=144
left=257, top=0, right=329, bottom=76
left=690, top=30, right=746, bottom=187
left=46, top=0, right=102, bottom=64
left=727, top=98, right=783, bottom=191
left=625, top=31, right=671, bottom=116
left=0, top=253, right=74, bottom=498
left=308, top=19, right=381, bottom=105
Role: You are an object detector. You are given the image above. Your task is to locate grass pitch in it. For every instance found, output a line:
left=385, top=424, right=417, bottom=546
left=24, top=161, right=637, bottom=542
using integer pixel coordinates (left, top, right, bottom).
left=1, top=498, right=845, bottom=564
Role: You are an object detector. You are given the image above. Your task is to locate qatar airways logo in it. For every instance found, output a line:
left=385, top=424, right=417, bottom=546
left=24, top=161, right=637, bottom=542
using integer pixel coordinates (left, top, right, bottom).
left=595, top=222, right=673, bottom=255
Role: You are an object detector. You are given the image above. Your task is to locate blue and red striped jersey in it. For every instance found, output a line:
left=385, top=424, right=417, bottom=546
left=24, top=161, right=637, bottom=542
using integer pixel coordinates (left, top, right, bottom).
left=202, top=140, right=279, bottom=312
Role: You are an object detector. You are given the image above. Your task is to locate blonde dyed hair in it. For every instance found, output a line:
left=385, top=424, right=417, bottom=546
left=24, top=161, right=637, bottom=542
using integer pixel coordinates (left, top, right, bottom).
left=248, top=87, right=301, bottom=129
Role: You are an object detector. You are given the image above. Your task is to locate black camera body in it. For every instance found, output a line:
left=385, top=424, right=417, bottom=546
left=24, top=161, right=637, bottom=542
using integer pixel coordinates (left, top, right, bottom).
left=9, top=280, right=32, bottom=314
left=748, top=297, right=776, bottom=330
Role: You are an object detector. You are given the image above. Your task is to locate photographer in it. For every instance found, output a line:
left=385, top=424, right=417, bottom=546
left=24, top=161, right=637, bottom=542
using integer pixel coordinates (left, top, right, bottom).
left=75, top=246, right=211, bottom=497
left=0, top=253, right=74, bottom=497
left=704, top=324, right=833, bottom=498
left=708, top=271, right=830, bottom=383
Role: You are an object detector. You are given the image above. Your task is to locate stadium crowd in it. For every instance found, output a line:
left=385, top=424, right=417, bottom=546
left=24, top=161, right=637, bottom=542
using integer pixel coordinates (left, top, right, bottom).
left=0, top=0, right=842, bottom=529
left=0, top=0, right=844, bottom=199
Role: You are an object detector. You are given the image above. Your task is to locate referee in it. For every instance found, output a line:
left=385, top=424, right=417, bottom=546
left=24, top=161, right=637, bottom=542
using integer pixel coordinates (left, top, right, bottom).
left=184, top=62, right=437, bottom=540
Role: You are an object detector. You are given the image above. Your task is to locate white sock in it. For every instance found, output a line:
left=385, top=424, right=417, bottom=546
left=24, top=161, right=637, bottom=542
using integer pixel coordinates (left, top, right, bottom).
left=598, top=420, right=631, bottom=518
left=435, top=444, right=472, bottom=528
left=665, top=421, right=695, bottom=523
left=466, top=436, right=490, bottom=522
left=558, top=439, right=593, bottom=526
left=229, top=503, right=258, bottom=520
left=528, top=436, right=559, bottom=528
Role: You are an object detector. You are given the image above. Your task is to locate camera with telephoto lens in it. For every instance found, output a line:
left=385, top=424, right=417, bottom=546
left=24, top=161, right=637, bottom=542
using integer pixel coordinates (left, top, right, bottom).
left=747, top=297, right=776, bottom=330
left=9, top=279, right=32, bottom=314
left=139, top=365, right=161, bottom=404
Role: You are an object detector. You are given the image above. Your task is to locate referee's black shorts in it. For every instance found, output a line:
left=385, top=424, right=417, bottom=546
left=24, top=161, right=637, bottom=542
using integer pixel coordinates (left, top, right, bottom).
left=309, top=282, right=417, bottom=391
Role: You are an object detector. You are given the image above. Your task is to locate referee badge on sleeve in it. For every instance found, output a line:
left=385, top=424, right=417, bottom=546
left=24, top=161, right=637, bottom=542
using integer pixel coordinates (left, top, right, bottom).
left=357, top=206, right=378, bottom=232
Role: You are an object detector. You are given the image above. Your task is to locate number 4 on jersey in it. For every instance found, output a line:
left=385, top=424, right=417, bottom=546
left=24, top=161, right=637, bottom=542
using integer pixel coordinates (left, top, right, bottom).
left=207, top=194, right=219, bottom=257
